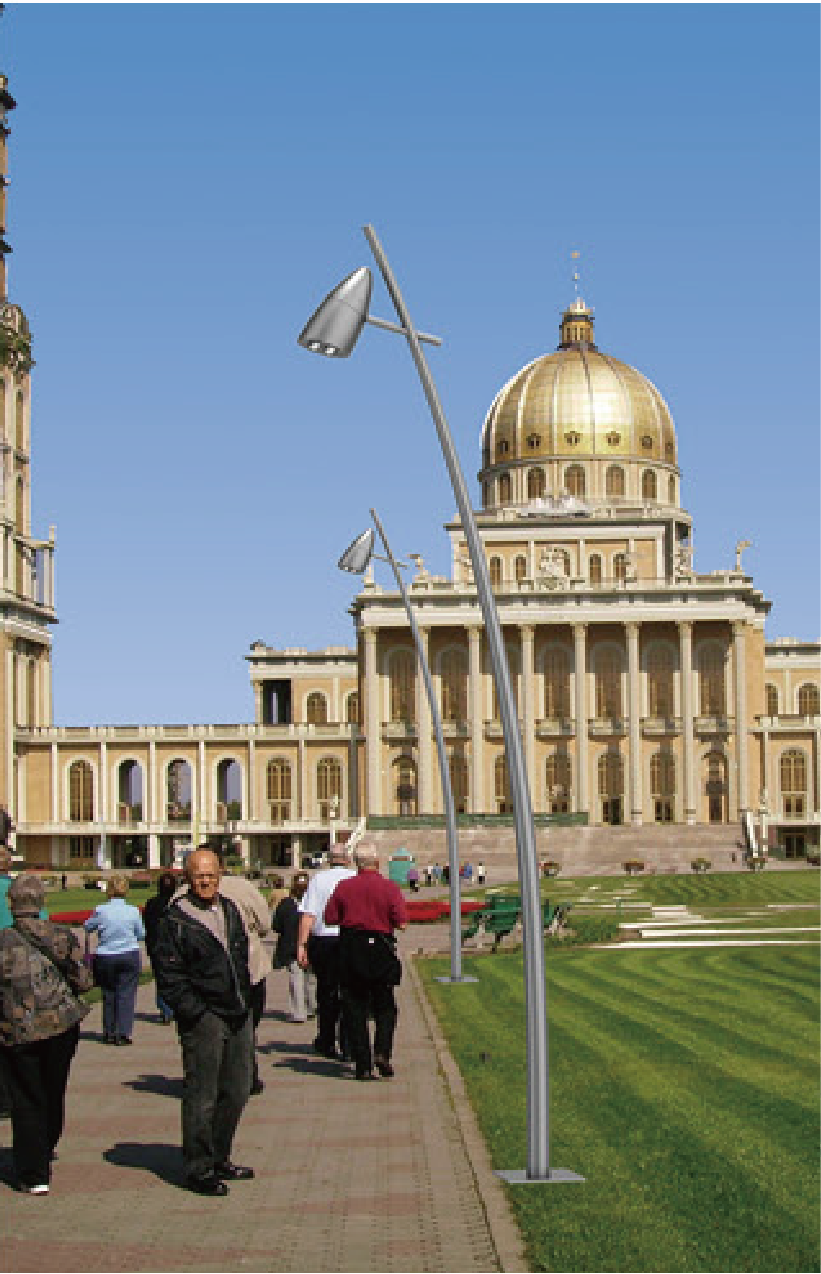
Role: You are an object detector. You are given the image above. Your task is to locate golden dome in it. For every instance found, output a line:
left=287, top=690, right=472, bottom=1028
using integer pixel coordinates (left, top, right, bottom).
left=480, top=300, right=678, bottom=476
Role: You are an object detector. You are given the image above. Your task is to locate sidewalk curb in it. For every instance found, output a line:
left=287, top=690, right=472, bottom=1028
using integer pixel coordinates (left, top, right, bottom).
left=407, top=958, right=530, bottom=1274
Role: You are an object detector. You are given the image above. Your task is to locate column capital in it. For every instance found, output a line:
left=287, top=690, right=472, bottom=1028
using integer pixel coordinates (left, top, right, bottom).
left=520, top=623, right=535, bottom=641
left=626, top=620, right=640, bottom=641
left=732, top=619, right=746, bottom=638
left=573, top=620, right=588, bottom=637
left=679, top=619, right=693, bottom=636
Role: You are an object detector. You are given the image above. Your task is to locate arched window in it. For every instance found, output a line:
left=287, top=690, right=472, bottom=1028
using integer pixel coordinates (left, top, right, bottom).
left=798, top=683, right=820, bottom=716
left=441, top=649, right=468, bottom=724
left=668, top=475, right=676, bottom=504
left=647, top=645, right=675, bottom=718
left=393, top=755, right=417, bottom=817
left=546, top=751, right=571, bottom=813
left=705, top=752, right=727, bottom=823
left=598, top=752, right=624, bottom=825
left=15, top=390, right=24, bottom=452
left=765, top=684, right=779, bottom=717
left=449, top=750, right=469, bottom=814
left=494, top=754, right=511, bottom=813
left=595, top=649, right=622, bottom=719
left=527, top=467, right=545, bottom=500
left=69, top=760, right=94, bottom=822
left=345, top=691, right=359, bottom=725
left=641, top=469, right=657, bottom=501
left=515, top=554, right=527, bottom=583
left=317, top=756, right=342, bottom=822
left=117, top=760, right=143, bottom=824
left=544, top=646, right=570, bottom=720
left=489, top=556, right=502, bottom=587
left=613, top=552, right=627, bottom=582
left=499, top=473, right=511, bottom=504
left=389, top=649, right=415, bottom=724
left=651, top=750, right=676, bottom=823
left=166, top=758, right=192, bottom=822
left=565, top=464, right=585, bottom=497
left=306, top=691, right=327, bottom=725
left=217, top=758, right=242, bottom=821
left=606, top=466, right=625, bottom=498
left=589, top=553, right=602, bottom=585
left=266, top=758, right=291, bottom=823
left=698, top=645, right=726, bottom=716
left=781, top=749, right=807, bottom=819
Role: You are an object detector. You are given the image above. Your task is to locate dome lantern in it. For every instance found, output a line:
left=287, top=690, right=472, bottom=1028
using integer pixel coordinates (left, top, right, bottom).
left=558, top=297, right=597, bottom=351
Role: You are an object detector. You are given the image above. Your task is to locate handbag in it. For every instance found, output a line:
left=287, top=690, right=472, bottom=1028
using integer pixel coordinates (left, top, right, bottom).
left=83, top=931, right=94, bottom=971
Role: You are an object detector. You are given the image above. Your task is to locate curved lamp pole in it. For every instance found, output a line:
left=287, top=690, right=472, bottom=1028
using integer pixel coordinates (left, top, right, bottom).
left=299, top=225, right=582, bottom=1184
left=338, top=510, right=475, bottom=986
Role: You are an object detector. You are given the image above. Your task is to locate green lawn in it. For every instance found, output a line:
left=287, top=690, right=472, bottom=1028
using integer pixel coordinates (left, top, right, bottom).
left=421, top=941, right=820, bottom=1272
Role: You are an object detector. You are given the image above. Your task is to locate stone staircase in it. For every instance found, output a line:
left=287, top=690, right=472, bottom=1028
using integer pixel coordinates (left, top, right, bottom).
left=365, top=822, right=752, bottom=877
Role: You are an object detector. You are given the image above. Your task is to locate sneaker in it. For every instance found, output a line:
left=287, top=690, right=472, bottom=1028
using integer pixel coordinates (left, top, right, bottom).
left=214, top=1160, right=254, bottom=1181
left=19, top=1183, right=49, bottom=1195
left=186, top=1172, right=229, bottom=1197
left=115, top=1036, right=133, bottom=1046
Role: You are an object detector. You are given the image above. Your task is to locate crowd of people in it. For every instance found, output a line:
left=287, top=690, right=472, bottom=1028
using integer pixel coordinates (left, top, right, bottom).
left=0, top=840, right=408, bottom=1197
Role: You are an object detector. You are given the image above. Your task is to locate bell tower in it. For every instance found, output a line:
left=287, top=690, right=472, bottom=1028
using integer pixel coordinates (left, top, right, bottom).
left=0, top=20, right=57, bottom=821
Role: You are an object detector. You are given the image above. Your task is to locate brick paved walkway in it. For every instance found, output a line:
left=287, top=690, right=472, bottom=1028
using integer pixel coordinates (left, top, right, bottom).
left=0, top=935, right=525, bottom=1273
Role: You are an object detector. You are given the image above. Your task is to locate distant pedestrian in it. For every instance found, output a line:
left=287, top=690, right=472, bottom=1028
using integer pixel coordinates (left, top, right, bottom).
left=143, top=871, right=178, bottom=1024
left=424, top=865, right=433, bottom=887
left=0, top=874, right=92, bottom=1194
left=153, top=849, right=254, bottom=1197
left=407, top=867, right=419, bottom=894
left=272, top=871, right=316, bottom=1022
left=476, top=862, right=486, bottom=886
left=268, top=873, right=288, bottom=912
left=60, top=873, right=68, bottom=893
left=297, top=845, right=355, bottom=1060
left=83, top=875, right=144, bottom=1046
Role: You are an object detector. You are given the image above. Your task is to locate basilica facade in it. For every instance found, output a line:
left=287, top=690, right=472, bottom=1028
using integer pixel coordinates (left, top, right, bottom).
left=1, top=66, right=819, bottom=873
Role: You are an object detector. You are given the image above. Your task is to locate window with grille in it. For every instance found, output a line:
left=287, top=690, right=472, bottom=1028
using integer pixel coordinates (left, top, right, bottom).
left=698, top=646, right=726, bottom=716
left=598, top=753, right=624, bottom=795
left=306, top=691, right=328, bottom=725
left=15, top=390, right=24, bottom=451
left=266, top=758, right=291, bottom=823
left=441, top=649, right=468, bottom=723
left=668, top=475, right=676, bottom=504
left=544, top=647, right=570, bottom=719
left=499, top=474, right=511, bottom=503
left=389, top=650, right=415, bottom=724
left=489, top=556, right=502, bottom=587
left=706, top=752, right=727, bottom=823
left=393, top=755, right=417, bottom=817
left=613, top=553, right=627, bottom=582
left=346, top=692, right=359, bottom=725
left=546, top=752, right=571, bottom=813
left=69, top=836, right=95, bottom=862
left=527, top=467, right=545, bottom=499
left=765, top=684, right=779, bottom=716
left=565, top=465, right=585, bottom=497
left=166, top=759, right=192, bottom=822
left=494, top=754, right=511, bottom=812
left=69, top=761, right=94, bottom=822
left=798, top=683, right=820, bottom=715
left=497, top=439, right=510, bottom=457
left=606, top=466, right=625, bottom=498
left=648, top=645, right=675, bottom=718
left=651, top=750, right=675, bottom=822
left=595, top=650, right=622, bottom=718
left=317, top=756, right=342, bottom=822
left=781, top=749, right=807, bottom=819
left=589, top=553, right=602, bottom=584
left=449, top=751, right=469, bottom=814
left=642, top=469, right=657, bottom=500
left=515, top=555, right=527, bottom=583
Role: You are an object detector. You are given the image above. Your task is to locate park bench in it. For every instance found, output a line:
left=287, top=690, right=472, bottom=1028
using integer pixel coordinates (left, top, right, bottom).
left=462, top=895, right=572, bottom=950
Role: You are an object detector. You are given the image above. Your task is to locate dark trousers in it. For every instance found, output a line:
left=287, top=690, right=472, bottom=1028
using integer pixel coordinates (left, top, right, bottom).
left=250, top=979, right=266, bottom=1086
left=0, top=1024, right=80, bottom=1187
left=307, top=934, right=344, bottom=1054
left=94, top=949, right=141, bottom=1039
left=342, top=975, right=397, bottom=1076
left=178, top=1010, right=253, bottom=1179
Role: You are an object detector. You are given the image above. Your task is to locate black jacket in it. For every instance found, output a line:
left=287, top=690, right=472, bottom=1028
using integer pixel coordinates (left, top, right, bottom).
left=152, top=895, right=251, bottom=1030
left=271, top=896, right=299, bottom=967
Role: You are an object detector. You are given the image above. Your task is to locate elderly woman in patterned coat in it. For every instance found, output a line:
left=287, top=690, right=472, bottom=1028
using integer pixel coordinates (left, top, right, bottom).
left=0, top=874, right=92, bottom=1194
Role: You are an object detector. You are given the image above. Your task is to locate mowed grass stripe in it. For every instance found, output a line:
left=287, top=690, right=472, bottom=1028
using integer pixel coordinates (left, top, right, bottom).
left=422, top=943, right=819, bottom=1272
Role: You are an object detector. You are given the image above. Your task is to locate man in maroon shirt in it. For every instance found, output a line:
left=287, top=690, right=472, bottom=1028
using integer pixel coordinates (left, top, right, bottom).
left=324, top=847, right=408, bottom=1081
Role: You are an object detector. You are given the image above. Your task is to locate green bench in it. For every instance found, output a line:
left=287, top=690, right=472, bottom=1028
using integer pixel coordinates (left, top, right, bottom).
left=462, top=895, right=572, bottom=950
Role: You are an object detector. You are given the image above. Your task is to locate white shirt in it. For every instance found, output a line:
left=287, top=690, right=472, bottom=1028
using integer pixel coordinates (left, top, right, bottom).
left=299, top=865, right=356, bottom=938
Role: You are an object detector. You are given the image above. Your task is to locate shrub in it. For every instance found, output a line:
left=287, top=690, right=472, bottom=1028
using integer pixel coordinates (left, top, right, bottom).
left=541, top=860, right=561, bottom=877
left=623, top=860, right=644, bottom=876
left=691, top=857, right=711, bottom=873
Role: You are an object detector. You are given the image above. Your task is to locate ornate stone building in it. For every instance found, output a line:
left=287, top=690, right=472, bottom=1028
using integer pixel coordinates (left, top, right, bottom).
left=2, top=59, right=819, bottom=871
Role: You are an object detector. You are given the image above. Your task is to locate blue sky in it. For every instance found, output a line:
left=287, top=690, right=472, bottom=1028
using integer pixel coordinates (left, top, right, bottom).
left=3, top=4, right=819, bottom=725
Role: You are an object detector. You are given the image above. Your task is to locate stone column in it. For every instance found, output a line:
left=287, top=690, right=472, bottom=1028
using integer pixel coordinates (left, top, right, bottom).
left=418, top=627, right=433, bottom=815
left=364, top=629, right=381, bottom=816
left=298, top=737, right=307, bottom=824
left=573, top=623, right=588, bottom=816
left=198, top=739, right=207, bottom=827
left=247, top=738, right=256, bottom=821
left=679, top=622, right=696, bottom=824
left=148, top=833, right=160, bottom=868
left=627, top=622, right=642, bottom=825
left=733, top=621, right=748, bottom=815
left=51, top=741, right=59, bottom=822
left=469, top=625, right=484, bottom=812
left=149, top=739, right=157, bottom=826
left=253, top=682, right=263, bottom=725
left=521, top=624, right=536, bottom=803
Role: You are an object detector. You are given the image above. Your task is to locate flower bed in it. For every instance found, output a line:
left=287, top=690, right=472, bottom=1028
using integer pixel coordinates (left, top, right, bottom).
left=404, top=898, right=485, bottom=924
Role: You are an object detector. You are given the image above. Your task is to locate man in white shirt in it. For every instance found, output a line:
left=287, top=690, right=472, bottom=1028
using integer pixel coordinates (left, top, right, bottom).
left=297, top=845, right=355, bottom=1059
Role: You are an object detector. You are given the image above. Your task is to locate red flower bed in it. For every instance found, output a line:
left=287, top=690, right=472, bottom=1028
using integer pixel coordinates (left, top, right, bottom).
left=49, top=910, right=95, bottom=925
left=404, top=898, right=485, bottom=924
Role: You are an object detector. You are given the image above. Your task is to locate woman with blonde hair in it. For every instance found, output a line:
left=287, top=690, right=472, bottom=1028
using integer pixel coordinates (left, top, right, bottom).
left=83, top=874, right=145, bottom=1045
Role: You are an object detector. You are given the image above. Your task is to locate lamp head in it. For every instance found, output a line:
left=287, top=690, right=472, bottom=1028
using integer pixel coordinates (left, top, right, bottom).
left=338, top=528, right=375, bottom=574
left=298, top=266, right=372, bottom=358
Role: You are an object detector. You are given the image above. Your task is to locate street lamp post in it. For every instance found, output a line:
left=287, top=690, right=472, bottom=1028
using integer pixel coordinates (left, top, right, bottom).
left=338, top=509, right=475, bottom=986
left=299, top=226, right=582, bottom=1183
